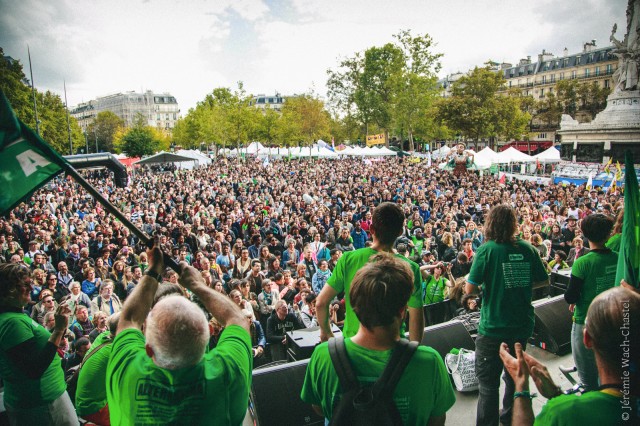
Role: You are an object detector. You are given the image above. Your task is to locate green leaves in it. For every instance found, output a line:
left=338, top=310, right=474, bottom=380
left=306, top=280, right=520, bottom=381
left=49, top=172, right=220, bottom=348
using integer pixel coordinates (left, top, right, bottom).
left=0, top=47, right=84, bottom=154
left=437, top=67, right=529, bottom=145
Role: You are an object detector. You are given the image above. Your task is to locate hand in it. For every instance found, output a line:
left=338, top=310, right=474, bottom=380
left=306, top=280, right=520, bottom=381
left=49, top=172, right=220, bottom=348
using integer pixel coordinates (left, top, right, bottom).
left=319, top=329, right=334, bottom=342
left=293, top=303, right=300, bottom=311
left=54, top=301, right=72, bottom=332
left=568, top=304, right=575, bottom=313
left=147, top=242, right=165, bottom=275
left=523, top=351, right=562, bottom=399
left=499, top=342, right=529, bottom=390
left=177, top=262, right=206, bottom=292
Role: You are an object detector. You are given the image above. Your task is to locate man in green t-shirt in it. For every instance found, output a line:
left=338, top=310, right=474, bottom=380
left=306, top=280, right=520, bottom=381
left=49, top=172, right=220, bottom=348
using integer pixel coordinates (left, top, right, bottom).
left=106, top=243, right=252, bottom=425
left=564, top=213, right=617, bottom=391
left=75, top=312, right=120, bottom=424
left=500, top=286, right=639, bottom=425
left=317, top=202, right=425, bottom=342
left=302, top=254, right=455, bottom=424
left=465, top=205, right=548, bottom=426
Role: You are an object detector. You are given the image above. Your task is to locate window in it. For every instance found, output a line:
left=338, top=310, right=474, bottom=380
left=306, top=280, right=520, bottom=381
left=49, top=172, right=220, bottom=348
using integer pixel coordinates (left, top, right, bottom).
left=585, top=68, right=590, bottom=77
left=604, top=79, right=610, bottom=89
left=595, top=66, right=600, bottom=76
left=540, top=88, right=545, bottom=98
left=571, top=70, right=577, bottom=79
left=542, top=75, right=546, bottom=84
left=606, top=64, right=613, bottom=74
left=550, top=74, right=556, bottom=82
left=559, top=72, right=565, bottom=80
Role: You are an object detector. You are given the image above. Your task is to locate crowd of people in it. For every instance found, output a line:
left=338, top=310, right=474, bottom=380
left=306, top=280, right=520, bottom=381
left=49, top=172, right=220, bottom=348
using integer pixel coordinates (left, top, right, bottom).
left=0, top=155, right=635, bottom=424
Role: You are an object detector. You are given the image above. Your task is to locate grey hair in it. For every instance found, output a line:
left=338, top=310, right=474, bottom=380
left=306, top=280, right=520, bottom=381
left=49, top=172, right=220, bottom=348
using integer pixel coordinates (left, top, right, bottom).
left=145, top=295, right=209, bottom=370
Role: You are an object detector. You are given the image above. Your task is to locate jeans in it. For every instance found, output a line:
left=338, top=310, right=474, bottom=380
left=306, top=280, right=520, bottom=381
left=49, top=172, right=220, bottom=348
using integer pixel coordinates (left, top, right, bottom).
left=571, top=322, right=599, bottom=391
left=474, top=334, right=527, bottom=426
left=6, top=391, right=78, bottom=426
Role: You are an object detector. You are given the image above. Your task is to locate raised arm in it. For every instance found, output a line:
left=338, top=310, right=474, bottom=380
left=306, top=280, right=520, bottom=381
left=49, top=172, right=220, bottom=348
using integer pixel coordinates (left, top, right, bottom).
left=179, top=262, right=248, bottom=331
left=117, top=244, right=164, bottom=334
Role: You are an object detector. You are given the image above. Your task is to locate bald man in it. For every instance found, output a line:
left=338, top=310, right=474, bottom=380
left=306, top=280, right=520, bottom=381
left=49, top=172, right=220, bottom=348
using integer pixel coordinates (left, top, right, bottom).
left=106, top=244, right=251, bottom=425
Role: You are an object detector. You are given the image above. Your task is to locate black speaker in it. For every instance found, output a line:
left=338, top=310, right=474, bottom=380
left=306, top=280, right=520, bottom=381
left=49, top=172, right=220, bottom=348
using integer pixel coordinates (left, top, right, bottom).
left=549, top=268, right=572, bottom=296
left=529, top=295, right=573, bottom=355
left=286, top=325, right=342, bottom=361
left=419, top=320, right=476, bottom=360
left=250, top=359, right=324, bottom=426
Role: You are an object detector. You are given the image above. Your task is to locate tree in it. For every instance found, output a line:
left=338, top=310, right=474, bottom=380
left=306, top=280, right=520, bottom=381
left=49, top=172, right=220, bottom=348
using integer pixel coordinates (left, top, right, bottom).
left=281, top=94, right=331, bottom=146
left=0, top=47, right=84, bottom=154
left=119, top=116, right=161, bottom=157
left=326, top=31, right=442, bottom=148
left=436, top=67, right=529, bottom=149
left=86, top=111, right=124, bottom=153
left=255, top=108, right=281, bottom=146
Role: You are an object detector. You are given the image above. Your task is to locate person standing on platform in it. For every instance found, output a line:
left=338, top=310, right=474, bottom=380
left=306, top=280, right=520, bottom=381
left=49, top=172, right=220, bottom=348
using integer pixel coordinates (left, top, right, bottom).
left=564, top=213, right=617, bottom=391
left=317, top=202, right=425, bottom=343
left=465, top=205, right=549, bottom=426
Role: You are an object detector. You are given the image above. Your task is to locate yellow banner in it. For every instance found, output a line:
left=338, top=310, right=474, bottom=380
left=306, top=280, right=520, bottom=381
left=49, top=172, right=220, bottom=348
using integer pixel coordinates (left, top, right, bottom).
left=366, top=133, right=385, bottom=146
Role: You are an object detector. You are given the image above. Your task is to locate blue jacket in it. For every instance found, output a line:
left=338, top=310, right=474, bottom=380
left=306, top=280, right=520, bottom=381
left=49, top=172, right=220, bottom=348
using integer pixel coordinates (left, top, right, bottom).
left=351, top=229, right=368, bottom=250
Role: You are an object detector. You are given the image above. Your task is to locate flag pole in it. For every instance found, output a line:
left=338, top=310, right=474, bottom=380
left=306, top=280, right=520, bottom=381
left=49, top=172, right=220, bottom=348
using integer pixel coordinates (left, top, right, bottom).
left=61, top=163, right=180, bottom=272
left=27, top=46, right=40, bottom=136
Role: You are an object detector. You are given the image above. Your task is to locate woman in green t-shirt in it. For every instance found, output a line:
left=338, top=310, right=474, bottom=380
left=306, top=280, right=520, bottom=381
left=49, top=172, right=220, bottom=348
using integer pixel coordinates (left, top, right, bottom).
left=0, top=263, right=77, bottom=424
left=423, top=263, right=450, bottom=305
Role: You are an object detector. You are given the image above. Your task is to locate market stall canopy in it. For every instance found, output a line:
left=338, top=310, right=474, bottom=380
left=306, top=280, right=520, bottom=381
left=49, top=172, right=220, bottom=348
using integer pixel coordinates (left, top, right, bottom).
left=431, top=145, right=451, bottom=159
left=175, top=149, right=213, bottom=169
left=475, top=147, right=501, bottom=164
left=133, top=151, right=196, bottom=165
left=496, top=147, right=535, bottom=164
left=532, top=146, right=562, bottom=163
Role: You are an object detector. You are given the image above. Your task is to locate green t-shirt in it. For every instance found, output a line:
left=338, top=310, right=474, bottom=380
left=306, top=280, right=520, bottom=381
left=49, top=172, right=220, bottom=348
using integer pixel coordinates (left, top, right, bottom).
left=535, top=390, right=632, bottom=425
left=327, top=248, right=423, bottom=338
left=0, top=312, right=66, bottom=408
left=467, top=239, right=549, bottom=339
left=75, top=330, right=112, bottom=416
left=423, top=275, right=448, bottom=305
left=605, top=233, right=621, bottom=253
left=301, top=338, right=456, bottom=423
left=571, top=250, right=617, bottom=324
left=106, top=324, right=252, bottom=425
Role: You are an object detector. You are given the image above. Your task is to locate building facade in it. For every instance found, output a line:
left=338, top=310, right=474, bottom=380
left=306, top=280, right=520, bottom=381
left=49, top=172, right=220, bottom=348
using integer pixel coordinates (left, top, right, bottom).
left=500, top=41, right=616, bottom=101
left=248, top=94, right=287, bottom=111
left=71, top=90, right=180, bottom=132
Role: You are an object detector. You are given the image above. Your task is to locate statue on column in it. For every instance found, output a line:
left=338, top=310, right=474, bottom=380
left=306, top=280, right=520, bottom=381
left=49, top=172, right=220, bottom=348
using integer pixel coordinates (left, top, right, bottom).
left=610, top=0, right=640, bottom=92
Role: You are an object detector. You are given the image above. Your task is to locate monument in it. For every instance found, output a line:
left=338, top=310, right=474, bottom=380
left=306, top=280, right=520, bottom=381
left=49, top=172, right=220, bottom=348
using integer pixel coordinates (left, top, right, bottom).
left=558, top=0, right=640, bottom=163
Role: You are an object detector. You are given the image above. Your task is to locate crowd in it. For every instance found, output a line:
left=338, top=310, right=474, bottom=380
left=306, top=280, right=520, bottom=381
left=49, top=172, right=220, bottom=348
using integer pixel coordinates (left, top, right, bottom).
left=0, top=155, right=634, bottom=425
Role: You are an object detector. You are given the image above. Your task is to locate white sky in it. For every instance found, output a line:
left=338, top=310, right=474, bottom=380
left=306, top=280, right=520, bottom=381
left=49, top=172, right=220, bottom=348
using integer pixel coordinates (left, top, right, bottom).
left=0, top=0, right=627, bottom=113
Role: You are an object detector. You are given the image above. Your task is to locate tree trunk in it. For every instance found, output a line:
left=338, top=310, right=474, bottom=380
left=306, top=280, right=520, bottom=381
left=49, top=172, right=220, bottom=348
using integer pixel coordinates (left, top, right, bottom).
left=408, top=129, right=415, bottom=153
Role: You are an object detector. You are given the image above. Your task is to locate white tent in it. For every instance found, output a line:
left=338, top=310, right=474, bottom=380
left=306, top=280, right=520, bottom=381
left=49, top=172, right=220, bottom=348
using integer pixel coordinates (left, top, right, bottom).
left=133, top=151, right=196, bottom=166
left=431, top=145, right=451, bottom=159
left=475, top=147, right=501, bottom=164
left=245, top=141, right=265, bottom=154
left=375, top=146, right=397, bottom=156
left=175, top=149, right=212, bottom=169
left=533, top=146, right=562, bottom=163
left=496, top=147, right=536, bottom=164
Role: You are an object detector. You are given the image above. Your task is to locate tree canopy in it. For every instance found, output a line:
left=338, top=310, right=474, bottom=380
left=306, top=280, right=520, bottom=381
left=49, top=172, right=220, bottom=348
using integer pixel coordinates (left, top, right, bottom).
left=436, top=66, right=530, bottom=148
left=0, top=47, right=84, bottom=154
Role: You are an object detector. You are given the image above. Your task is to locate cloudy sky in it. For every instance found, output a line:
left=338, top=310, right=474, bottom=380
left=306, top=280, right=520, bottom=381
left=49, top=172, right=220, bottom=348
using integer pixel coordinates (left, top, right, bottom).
left=0, top=0, right=627, bottom=113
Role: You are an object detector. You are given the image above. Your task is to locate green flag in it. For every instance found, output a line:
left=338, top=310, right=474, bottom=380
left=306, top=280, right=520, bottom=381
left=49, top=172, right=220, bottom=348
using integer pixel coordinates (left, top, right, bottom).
left=615, top=151, right=640, bottom=289
left=0, top=91, right=66, bottom=216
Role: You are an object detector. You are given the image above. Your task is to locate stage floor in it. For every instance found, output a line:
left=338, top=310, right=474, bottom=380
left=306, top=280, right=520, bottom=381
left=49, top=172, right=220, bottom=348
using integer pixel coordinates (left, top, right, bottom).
left=447, top=344, right=575, bottom=425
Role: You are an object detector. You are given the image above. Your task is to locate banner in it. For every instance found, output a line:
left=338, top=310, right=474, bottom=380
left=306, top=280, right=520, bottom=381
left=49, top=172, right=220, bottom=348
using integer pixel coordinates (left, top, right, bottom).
left=0, top=91, right=66, bottom=216
left=366, top=133, right=385, bottom=147
left=615, top=151, right=639, bottom=289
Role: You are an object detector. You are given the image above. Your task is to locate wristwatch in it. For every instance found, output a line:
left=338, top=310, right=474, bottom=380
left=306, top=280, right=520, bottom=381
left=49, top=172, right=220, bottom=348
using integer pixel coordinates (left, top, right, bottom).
left=143, top=270, right=163, bottom=282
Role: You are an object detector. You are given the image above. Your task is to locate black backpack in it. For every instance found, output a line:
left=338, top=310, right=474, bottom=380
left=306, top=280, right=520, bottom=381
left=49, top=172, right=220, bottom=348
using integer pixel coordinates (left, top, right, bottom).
left=328, top=337, right=418, bottom=426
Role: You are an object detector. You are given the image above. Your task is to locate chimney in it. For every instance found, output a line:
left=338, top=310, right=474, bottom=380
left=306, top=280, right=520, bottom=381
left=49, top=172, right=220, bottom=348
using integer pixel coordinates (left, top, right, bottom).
left=563, top=47, right=568, bottom=57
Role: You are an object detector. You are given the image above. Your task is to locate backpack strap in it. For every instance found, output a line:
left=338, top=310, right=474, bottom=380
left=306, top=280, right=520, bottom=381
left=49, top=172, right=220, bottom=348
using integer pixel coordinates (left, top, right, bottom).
left=328, top=337, right=359, bottom=392
left=372, top=339, right=419, bottom=399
